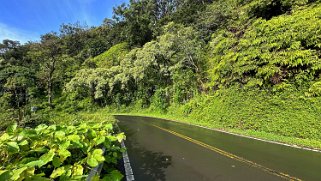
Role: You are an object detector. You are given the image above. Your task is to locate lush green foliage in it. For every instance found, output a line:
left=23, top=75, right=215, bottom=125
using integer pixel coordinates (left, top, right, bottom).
left=66, top=23, right=206, bottom=107
left=2, top=0, right=321, bottom=151
left=0, top=120, right=125, bottom=180
left=208, top=2, right=321, bottom=89
left=87, top=42, right=129, bottom=68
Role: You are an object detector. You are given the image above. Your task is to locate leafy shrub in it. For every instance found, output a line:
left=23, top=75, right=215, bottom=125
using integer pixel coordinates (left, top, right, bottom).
left=308, top=81, right=321, bottom=96
left=0, top=121, right=125, bottom=180
left=150, top=88, right=170, bottom=112
left=209, top=2, right=321, bottom=89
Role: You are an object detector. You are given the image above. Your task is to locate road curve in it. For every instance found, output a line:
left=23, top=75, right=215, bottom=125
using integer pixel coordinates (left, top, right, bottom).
left=116, top=115, right=321, bottom=181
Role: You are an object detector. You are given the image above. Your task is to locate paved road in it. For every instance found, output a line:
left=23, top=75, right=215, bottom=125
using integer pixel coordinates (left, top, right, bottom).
left=116, top=115, right=321, bottom=181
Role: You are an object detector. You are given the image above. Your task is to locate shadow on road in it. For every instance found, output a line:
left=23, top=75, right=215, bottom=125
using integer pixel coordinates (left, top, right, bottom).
left=122, top=123, right=172, bottom=181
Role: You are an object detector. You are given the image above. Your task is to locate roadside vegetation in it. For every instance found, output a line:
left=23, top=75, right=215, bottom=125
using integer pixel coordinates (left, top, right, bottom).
left=0, top=118, right=125, bottom=180
left=1, top=1, right=321, bottom=178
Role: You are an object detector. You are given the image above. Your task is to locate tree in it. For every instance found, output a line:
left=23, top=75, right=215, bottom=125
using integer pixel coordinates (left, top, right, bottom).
left=29, top=33, right=63, bottom=108
left=0, top=65, right=34, bottom=124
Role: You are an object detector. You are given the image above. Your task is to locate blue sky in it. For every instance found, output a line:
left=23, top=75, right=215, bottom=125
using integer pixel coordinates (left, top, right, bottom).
left=0, top=0, right=128, bottom=43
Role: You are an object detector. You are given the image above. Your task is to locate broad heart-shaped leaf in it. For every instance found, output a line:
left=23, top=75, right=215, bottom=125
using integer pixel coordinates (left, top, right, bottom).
left=104, top=124, right=113, bottom=131
left=54, top=131, right=65, bottom=141
left=72, top=164, right=83, bottom=176
left=92, top=149, right=105, bottom=162
left=67, top=135, right=80, bottom=142
left=87, top=148, right=105, bottom=167
left=102, top=170, right=123, bottom=181
left=63, top=165, right=72, bottom=177
left=71, top=140, right=84, bottom=148
left=52, top=156, right=61, bottom=168
left=0, top=170, right=11, bottom=181
left=116, top=133, right=126, bottom=143
left=94, top=136, right=105, bottom=146
left=47, top=125, right=57, bottom=131
left=11, top=167, right=27, bottom=180
left=35, top=124, right=48, bottom=134
left=87, top=157, right=99, bottom=168
left=25, top=160, right=44, bottom=167
left=50, top=166, right=66, bottom=179
left=59, top=141, right=71, bottom=150
left=7, top=142, right=20, bottom=153
left=6, top=123, right=17, bottom=135
left=0, top=133, right=10, bottom=142
left=106, top=135, right=117, bottom=142
left=87, top=129, right=97, bottom=139
left=39, top=149, right=55, bottom=167
left=57, top=149, right=71, bottom=162
left=19, top=140, right=28, bottom=146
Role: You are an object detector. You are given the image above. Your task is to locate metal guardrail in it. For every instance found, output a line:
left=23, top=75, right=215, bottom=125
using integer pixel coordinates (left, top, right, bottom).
left=121, top=140, right=135, bottom=181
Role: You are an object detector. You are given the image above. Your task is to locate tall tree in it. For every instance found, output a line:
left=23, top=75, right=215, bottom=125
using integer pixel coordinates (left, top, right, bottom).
left=29, top=33, right=63, bottom=107
left=0, top=65, right=34, bottom=124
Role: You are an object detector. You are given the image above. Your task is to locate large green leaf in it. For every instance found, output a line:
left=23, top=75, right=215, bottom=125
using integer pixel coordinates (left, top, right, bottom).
left=0, top=170, right=11, bottom=181
left=11, top=167, right=27, bottom=180
left=102, top=170, right=123, bottom=181
left=71, top=140, right=84, bottom=148
left=0, top=133, right=10, bottom=142
left=54, top=131, right=65, bottom=141
left=94, top=136, right=105, bottom=145
left=7, top=142, right=20, bottom=153
left=25, top=160, right=44, bottom=167
left=87, top=157, right=98, bottom=168
left=104, top=124, right=113, bottom=131
left=19, top=140, right=29, bottom=146
left=39, top=149, right=55, bottom=167
left=57, top=149, right=71, bottom=162
left=88, top=129, right=97, bottom=139
left=59, top=141, right=70, bottom=150
left=116, top=133, right=126, bottom=143
left=68, top=135, right=80, bottom=141
left=50, top=166, right=66, bottom=179
left=6, top=123, right=17, bottom=135
left=72, top=164, right=83, bottom=176
left=52, top=156, right=61, bottom=168
left=87, top=148, right=105, bottom=167
left=35, top=124, right=48, bottom=134
left=92, top=149, right=105, bottom=162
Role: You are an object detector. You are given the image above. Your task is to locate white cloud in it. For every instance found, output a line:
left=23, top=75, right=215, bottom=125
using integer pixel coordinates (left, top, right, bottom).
left=0, top=22, right=39, bottom=44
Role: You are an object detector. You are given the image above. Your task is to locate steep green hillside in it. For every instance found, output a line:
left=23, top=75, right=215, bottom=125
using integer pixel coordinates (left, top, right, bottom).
left=87, top=42, right=129, bottom=68
left=209, top=2, right=321, bottom=90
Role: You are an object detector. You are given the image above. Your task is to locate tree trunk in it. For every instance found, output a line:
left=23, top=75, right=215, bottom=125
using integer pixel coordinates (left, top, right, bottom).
left=18, top=108, right=22, bottom=126
left=48, top=78, right=53, bottom=108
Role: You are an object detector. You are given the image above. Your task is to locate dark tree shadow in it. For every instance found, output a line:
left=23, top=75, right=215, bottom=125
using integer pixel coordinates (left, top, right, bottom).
left=119, top=121, right=172, bottom=181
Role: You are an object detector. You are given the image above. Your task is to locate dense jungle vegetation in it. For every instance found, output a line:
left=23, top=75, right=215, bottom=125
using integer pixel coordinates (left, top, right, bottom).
left=1, top=1, right=321, bottom=176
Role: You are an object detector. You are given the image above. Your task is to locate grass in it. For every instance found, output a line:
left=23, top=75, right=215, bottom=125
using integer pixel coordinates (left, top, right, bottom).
left=31, top=109, right=116, bottom=126
left=112, top=111, right=321, bottom=151
left=105, top=87, right=321, bottom=151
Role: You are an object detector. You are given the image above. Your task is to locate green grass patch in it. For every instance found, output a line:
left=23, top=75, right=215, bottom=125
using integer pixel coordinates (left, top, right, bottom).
left=106, top=87, right=321, bottom=150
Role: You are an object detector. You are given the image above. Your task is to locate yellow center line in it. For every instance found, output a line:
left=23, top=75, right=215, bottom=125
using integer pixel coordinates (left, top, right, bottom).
left=152, top=124, right=302, bottom=181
